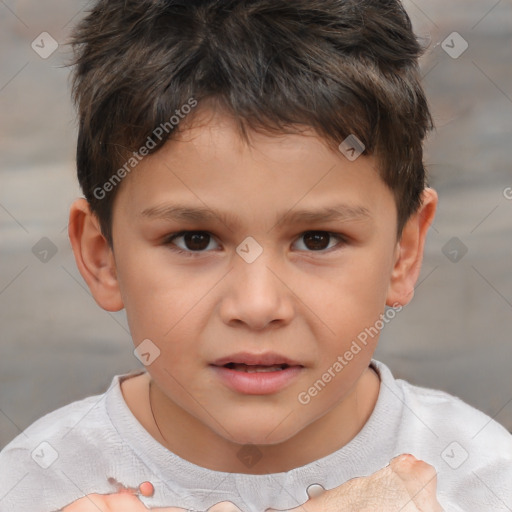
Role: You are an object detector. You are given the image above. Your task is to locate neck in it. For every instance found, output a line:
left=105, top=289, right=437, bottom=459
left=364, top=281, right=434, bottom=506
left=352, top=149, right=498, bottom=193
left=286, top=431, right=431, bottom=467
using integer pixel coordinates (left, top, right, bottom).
left=145, top=366, right=380, bottom=474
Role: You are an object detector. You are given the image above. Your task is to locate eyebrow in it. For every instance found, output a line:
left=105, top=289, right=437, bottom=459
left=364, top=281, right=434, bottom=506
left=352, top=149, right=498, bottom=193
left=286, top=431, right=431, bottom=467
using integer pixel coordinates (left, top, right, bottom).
left=140, top=202, right=371, bottom=230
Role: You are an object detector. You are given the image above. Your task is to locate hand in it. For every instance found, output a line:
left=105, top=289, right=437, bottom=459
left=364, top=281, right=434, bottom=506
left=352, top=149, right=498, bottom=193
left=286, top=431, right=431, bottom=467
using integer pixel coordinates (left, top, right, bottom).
left=267, top=454, right=443, bottom=512
left=61, top=481, right=242, bottom=512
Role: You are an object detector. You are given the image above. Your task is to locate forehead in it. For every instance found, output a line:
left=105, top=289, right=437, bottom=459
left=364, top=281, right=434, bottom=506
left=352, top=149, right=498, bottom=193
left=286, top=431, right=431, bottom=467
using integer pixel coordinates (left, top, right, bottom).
left=115, top=107, right=393, bottom=227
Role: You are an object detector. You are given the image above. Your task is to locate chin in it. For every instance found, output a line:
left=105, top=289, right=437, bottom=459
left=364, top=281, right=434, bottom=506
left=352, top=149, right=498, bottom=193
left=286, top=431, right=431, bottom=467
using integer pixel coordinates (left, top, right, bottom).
left=218, top=417, right=302, bottom=447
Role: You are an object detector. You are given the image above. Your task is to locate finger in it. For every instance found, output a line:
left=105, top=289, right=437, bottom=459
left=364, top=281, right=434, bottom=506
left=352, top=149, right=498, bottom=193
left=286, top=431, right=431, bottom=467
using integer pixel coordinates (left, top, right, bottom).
left=265, top=505, right=300, bottom=512
left=108, top=477, right=152, bottom=497
left=208, top=502, right=244, bottom=511
left=151, top=504, right=244, bottom=512
left=150, top=508, right=189, bottom=511
left=265, top=502, right=315, bottom=512
left=139, top=481, right=155, bottom=497
left=103, top=493, right=150, bottom=510
left=390, top=455, right=443, bottom=512
left=61, top=494, right=107, bottom=512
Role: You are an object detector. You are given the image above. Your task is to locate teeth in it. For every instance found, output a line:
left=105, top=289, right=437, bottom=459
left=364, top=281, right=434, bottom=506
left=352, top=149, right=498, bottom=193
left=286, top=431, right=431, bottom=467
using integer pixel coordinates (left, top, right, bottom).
left=229, top=363, right=285, bottom=373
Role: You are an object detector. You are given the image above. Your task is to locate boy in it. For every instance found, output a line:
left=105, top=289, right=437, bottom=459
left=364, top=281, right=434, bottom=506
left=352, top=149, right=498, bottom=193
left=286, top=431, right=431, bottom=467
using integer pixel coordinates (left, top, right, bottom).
left=1, top=0, right=511, bottom=511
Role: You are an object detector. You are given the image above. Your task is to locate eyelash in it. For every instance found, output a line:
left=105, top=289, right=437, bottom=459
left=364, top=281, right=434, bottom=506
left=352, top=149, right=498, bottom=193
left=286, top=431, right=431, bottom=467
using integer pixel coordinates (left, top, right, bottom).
left=163, top=230, right=348, bottom=257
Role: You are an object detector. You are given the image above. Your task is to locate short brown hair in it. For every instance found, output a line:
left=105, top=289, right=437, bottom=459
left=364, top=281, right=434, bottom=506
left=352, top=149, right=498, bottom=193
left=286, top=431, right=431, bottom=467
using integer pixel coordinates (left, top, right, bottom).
left=70, top=0, right=433, bottom=245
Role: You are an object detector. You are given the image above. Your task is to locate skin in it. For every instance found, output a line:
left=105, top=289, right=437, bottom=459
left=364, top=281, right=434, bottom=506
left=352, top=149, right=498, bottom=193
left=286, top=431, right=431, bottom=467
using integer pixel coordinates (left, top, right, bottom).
left=67, top=107, right=438, bottom=508
left=63, top=455, right=442, bottom=511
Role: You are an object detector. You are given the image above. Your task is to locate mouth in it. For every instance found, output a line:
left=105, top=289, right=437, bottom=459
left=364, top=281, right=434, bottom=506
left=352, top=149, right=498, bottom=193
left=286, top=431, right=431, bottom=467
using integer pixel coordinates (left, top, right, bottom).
left=210, top=353, right=304, bottom=394
left=211, top=352, right=304, bottom=368
left=222, top=362, right=291, bottom=373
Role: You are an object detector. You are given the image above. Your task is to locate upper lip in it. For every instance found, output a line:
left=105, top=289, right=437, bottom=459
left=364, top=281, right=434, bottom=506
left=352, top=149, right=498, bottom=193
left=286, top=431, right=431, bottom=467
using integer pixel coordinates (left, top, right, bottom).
left=211, top=352, right=304, bottom=367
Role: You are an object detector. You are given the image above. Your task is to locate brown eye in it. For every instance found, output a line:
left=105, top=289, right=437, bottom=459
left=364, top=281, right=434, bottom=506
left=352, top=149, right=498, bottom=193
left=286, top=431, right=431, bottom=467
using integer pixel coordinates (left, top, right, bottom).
left=293, top=231, right=347, bottom=252
left=303, top=232, right=330, bottom=250
left=182, top=232, right=211, bottom=251
left=165, top=231, right=219, bottom=254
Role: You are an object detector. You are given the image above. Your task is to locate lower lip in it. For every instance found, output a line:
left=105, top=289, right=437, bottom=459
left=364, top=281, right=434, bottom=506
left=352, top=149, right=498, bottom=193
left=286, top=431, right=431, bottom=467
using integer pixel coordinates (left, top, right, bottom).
left=210, top=365, right=304, bottom=395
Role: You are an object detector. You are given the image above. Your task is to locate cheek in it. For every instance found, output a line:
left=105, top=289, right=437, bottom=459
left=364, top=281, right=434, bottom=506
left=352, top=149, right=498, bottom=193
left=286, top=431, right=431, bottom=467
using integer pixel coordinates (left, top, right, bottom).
left=115, top=246, right=195, bottom=343
left=320, top=254, right=392, bottom=324
left=306, top=248, right=395, bottom=364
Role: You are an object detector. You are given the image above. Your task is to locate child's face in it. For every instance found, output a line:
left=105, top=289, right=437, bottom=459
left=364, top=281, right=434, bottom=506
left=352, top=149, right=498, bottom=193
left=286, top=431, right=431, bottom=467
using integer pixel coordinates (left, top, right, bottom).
left=106, top=109, right=403, bottom=445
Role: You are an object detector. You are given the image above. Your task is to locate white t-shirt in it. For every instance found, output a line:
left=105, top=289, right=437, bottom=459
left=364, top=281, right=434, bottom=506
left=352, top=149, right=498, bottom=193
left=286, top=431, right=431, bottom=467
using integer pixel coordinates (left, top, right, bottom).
left=0, top=359, right=511, bottom=512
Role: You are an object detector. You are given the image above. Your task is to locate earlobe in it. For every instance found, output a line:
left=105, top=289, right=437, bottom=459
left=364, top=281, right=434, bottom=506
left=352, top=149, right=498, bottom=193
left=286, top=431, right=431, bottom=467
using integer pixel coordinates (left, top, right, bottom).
left=68, top=198, right=124, bottom=312
left=385, top=188, right=438, bottom=307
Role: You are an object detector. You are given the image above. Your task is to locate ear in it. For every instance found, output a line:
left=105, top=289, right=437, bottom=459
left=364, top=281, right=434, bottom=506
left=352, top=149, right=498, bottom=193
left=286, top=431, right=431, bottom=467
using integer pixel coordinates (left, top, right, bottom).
left=68, top=198, right=124, bottom=312
left=386, top=188, right=438, bottom=307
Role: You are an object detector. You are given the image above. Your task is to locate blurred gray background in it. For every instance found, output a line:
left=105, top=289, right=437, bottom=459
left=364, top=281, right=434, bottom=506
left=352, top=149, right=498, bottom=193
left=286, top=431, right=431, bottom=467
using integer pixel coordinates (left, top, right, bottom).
left=1, top=0, right=511, bottom=449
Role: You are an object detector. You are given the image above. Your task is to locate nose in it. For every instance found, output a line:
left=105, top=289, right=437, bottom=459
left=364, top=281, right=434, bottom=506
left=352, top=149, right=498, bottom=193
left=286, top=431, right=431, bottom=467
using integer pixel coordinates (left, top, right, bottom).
left=219, top=248, right=295, bottom=331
